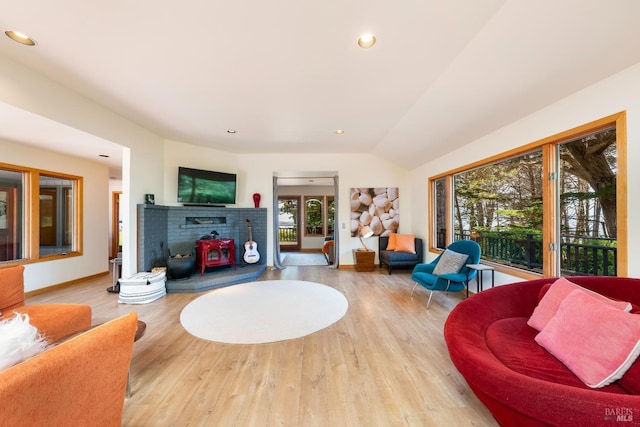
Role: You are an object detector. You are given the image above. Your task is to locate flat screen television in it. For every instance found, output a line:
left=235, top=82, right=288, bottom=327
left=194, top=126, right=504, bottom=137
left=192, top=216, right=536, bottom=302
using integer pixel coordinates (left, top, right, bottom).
left=177, top=167, right=237, bottom=206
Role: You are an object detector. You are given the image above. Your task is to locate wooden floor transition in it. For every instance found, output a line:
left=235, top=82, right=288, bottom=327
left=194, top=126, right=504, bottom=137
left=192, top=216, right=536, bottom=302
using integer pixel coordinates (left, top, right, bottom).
left=27, top=265, right=498, bottom=427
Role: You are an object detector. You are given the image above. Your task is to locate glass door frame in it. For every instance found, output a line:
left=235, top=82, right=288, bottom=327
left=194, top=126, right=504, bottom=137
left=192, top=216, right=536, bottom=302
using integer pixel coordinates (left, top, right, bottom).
left=278, top=196, right=301, bottom=251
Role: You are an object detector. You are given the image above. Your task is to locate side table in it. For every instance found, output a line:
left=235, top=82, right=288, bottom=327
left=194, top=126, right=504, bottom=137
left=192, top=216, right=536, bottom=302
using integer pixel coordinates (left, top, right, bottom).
left=107, top=255, right=122, bottom=293
left=466, top=264, right=495, bottom=296
left=353, top=249, right=375, bottom=272
left=127, top=320, right=147, bottom=398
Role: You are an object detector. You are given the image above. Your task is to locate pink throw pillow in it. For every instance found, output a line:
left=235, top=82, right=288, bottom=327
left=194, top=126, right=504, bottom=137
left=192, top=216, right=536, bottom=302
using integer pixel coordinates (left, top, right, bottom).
left=535, top=290, right=640, bottom=388
left=527, top=277, right=631, bottom=332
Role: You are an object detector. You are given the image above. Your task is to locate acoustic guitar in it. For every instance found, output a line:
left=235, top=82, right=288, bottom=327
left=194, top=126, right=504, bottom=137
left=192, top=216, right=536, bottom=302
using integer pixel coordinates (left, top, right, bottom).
left=243, top=219, right=260, bottom=264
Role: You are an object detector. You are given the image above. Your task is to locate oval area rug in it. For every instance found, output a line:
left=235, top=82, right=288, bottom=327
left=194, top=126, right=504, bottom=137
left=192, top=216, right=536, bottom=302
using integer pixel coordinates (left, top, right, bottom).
left=180, top=280, right=348, bottom=344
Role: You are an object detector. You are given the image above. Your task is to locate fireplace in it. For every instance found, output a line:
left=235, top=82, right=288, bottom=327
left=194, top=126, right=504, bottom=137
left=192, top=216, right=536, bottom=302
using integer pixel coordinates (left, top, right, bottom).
left=137, top=204, right=267, bottom=274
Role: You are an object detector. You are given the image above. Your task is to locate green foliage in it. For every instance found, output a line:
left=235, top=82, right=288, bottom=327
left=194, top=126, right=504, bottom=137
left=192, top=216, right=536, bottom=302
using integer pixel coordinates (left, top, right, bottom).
left=450, top=128, right=618, bottom=276
left=305, top=199, right=322, bottom=228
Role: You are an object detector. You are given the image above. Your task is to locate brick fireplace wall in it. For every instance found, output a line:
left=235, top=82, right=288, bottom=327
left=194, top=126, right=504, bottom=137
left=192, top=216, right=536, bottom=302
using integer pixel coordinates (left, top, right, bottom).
left=137, top=204, right=267, bottom=272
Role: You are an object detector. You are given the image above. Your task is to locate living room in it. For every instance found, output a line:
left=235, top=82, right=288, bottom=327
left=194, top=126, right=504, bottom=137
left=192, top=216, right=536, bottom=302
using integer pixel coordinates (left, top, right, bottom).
left=2, top=1, right=640, bottom=425
left=3, top=68, right=640, bottom=290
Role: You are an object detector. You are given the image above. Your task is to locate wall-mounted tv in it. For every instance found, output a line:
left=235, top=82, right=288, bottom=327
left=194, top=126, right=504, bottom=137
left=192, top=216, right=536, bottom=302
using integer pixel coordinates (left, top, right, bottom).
left=177, top=167, right=237, bottom=206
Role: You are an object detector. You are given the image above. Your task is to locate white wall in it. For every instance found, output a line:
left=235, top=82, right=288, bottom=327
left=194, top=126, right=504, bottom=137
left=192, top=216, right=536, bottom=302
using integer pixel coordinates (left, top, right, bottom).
left=0, top=139, right=109, bottom=291
left=162, top=141, right=411, bottom=265
left=237, top=153, right=410, bottom=266
left=162, top=140, right=241, bottom=206
left=0, top=55, right=165, bottom=280
left=410, top=61, right=640, bottom=283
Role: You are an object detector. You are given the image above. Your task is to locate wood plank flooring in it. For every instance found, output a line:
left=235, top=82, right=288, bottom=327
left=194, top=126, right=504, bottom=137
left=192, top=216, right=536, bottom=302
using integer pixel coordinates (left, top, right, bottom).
left=27, top=266, right=498, bottom=427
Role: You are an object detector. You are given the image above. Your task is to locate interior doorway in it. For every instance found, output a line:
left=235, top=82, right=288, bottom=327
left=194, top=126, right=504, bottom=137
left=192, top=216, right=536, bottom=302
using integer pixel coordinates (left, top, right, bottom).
left=273, top=172, right=339, bottom=268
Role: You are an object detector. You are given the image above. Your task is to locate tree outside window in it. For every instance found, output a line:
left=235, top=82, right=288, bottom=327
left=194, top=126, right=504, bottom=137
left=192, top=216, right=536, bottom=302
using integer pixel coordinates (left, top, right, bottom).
left=453, top=151, right=544, bottom=273
left=559, top=128, right=617, bottom=275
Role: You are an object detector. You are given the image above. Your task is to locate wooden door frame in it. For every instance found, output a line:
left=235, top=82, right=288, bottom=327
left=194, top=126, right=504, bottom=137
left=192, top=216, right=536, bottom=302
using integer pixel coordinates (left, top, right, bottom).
left=279, top=196, right=301, bottom=252
left=111, top=191, right=122, bottom=259
left=39, top=188, right=57, bottom=246
left=0, top=186, right=17, bottom=261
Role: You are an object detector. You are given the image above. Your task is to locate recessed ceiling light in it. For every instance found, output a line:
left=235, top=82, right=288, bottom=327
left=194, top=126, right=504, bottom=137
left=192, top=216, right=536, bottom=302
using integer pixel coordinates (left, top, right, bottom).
left=98, top=154, right=110, bottom=158
left=5, top=30, right=36, bottom=46
left=357, top=33, right=376, bottom=48
left=335, top=129, right=344, bottom=135
left=227, top=129, right=237, bottom=134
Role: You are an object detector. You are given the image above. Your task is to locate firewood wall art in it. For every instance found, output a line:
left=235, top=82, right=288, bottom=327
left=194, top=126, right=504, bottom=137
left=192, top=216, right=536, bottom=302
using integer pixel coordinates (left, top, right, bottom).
left=350, top=187, right=399, bottom=237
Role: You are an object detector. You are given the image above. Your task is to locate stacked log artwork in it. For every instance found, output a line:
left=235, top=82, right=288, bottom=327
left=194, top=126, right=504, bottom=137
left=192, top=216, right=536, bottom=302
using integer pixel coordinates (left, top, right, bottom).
left=350, top=187, right=399, bottom=236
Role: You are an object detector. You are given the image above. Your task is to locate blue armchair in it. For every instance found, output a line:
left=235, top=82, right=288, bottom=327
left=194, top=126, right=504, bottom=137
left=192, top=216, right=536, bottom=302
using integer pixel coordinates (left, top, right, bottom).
left=410, top=240, right=481, bottom=309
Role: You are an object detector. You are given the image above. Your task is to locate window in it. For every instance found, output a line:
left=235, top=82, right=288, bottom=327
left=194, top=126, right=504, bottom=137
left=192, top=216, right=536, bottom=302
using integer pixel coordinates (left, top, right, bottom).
left=558, top=129, right=618, bottom=276
left=304, top=196, right=323, bottom=236
left=0, top=164, right=82, bottom=263
left=39, top=175, right=76, bottom=257
left=453, top=150, right=543, bottom=272
left=433, top=177, right=447, bottom=250
left=429, top=113, right=626, bottom=278
left=326, top=196, right=335, bottom=238
left=0, top=169, right=23, bottom=262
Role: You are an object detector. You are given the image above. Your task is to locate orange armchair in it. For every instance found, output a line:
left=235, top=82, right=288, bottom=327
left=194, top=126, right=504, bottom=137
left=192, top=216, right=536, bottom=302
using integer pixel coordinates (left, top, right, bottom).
left=0, top=265, right=91, bottom=342
left=0, top=312, right=138, bottom=426
left=322, top=239, right=335, bottom=265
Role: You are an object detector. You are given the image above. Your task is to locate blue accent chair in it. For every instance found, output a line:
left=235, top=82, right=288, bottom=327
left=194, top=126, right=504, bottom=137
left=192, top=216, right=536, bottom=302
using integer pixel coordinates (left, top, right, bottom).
left=410, top=240, right=481, bottom=309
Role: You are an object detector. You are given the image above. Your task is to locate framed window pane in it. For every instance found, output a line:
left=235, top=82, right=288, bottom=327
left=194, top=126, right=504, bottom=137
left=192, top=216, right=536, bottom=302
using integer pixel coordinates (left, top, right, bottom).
left=327, top=196, right=335, bottom=238
left=0, top=169, right=25, bottom=262
left=559, top=128, right=617, bottom=276
left=39, top=174, right=75, bottom=257
left=304, top=196, right=323, bottom=236
left=433, top=177, right=447, bottom=250
left=453, top=150, right=543, bottom=273
left=278, top=197, right=300, bottom=250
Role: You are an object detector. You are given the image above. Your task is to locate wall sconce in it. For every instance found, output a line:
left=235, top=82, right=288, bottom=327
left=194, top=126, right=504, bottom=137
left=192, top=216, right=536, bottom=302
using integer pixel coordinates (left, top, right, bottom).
left=358, top=225, right=374, bottom=251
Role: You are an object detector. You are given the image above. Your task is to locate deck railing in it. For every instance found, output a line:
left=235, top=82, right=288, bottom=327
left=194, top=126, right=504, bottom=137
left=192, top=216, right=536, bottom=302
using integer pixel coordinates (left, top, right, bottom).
left=279, top=225, right=334, bottom=243
left=454, top=232, right=617, bottom=276
left=279, top=226, right=297, bottom=244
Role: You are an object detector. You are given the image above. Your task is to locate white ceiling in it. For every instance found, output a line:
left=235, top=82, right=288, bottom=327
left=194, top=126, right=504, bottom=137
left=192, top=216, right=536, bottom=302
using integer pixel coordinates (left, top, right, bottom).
left=2, top=0, right=640, bottom=181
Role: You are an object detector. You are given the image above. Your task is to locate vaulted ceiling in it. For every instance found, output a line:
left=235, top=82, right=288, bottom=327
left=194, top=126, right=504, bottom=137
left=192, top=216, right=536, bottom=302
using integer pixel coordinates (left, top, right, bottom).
left=2, top=0, right=640, bottom=179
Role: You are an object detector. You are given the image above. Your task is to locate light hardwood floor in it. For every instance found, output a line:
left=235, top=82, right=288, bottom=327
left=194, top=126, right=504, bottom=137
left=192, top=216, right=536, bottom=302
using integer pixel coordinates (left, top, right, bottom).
left=27, top=266, right=498, bottom=427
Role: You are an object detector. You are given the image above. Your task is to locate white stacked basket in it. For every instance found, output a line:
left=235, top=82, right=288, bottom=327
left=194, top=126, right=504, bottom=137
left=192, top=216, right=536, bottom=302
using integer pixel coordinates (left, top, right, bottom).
left=118, top=271, right=167, bottom=304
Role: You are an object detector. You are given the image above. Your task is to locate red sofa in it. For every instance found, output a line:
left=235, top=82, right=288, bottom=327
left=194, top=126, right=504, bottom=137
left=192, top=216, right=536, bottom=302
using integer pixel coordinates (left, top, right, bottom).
left=444, top=277, right=640, bottom=426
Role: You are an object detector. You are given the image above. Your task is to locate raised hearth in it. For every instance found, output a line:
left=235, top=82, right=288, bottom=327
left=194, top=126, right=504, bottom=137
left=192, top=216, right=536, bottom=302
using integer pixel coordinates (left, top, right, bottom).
left=166, top=264, right=266, bottom=293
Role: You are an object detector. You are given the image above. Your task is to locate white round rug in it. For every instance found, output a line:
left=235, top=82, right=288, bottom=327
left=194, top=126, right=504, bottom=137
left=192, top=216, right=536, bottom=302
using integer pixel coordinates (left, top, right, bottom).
left=180, top=280, right=348, bottom=344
